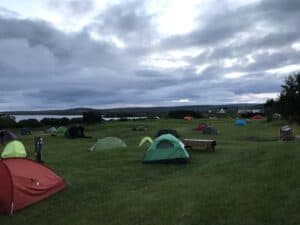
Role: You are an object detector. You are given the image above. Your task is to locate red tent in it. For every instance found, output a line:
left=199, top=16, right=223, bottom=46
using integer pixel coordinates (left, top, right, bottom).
left=0, top=158, right=66, bottom=214
left=251, top=115, right=264, bottom=120
left=193, top=123, right=208, bottom=131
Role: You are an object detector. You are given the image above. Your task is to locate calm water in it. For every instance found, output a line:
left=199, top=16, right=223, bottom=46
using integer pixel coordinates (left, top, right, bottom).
left=12, top=115, right=148, bottom=122
left=13, top=115, right=82, bottom=122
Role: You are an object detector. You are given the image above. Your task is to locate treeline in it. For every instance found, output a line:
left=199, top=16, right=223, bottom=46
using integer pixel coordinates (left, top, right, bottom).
left=0, top=112, right=106, bottom=129
left=0, top=117, right=84, bottom=129
left=168, top=110, right=204, bottom=119
left=264, top=72, right=300, bottom=123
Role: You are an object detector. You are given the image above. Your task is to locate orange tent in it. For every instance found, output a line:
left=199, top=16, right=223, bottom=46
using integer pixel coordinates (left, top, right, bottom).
left=251, top=115, right=264, bottom=120
left=184, top=116, right=193, bottom=121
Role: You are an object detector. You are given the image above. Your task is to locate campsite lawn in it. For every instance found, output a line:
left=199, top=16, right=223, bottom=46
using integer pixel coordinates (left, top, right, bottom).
left=2, top=119, right=300, bottom=225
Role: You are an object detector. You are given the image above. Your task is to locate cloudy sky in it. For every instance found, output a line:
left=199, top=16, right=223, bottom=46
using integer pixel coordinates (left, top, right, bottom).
left=0, top=0, right=300, bottom=110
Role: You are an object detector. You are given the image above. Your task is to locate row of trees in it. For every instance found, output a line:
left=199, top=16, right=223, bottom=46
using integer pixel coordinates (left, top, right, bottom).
left=168, top=110, right=204, bottom=119
left=0, top=112, right=104, bottom=129
left=264, top=72, right=300, bottom=123
left=0, top=117, right=84, bottom=129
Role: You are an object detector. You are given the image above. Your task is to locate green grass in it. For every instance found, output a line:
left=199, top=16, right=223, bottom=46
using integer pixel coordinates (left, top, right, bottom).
left=2, top=119, right=300, bottom=225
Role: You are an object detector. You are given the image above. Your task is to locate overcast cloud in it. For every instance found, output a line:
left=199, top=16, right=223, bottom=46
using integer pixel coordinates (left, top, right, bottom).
left=0, top=0, right=299, bottom=110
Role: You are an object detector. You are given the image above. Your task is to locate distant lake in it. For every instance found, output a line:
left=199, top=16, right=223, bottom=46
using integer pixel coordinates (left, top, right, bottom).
left=13, top=115, right=82, bottom=122
left=12, top=115, right=149, bottom=122
left=102, top=116, right=148, bottom=121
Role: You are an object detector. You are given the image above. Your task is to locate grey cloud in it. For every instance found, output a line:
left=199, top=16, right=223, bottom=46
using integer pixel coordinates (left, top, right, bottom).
left=47, top=0, right=94, bottom=15
left=89, top=0, right=156, bottom=46
left=0, top=0, right=299, bottom=110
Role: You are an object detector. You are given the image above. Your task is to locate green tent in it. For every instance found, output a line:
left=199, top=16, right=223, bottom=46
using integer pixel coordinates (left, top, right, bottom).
left=56, top=126, right=67, bottom=133
left=143, top=134, right=190, bottom=163
left=202, top=126, right=219, bottom=135
left=138, top=136, right=153, bottom=147
left=1, top=140, right=27, bottom=159
left=45, top=127, right=57, bottom=133
left=89, top=137, right=127, bottom=151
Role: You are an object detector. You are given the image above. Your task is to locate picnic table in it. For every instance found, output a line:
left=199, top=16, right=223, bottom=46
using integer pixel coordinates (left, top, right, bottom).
left=183, top=139, right=216, bottom=152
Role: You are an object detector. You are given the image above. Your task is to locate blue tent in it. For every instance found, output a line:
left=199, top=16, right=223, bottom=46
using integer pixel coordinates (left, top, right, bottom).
left=235, top=119, right=247, bottom=126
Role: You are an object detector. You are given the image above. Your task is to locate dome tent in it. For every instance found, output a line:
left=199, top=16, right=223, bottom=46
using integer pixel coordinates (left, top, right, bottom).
left=56, top=126, right=67, bottom=133
left=0, top=130, right=17, bottom=145
left=184, top=116, right=193, bottom=121
left=0, top=158, right=66, bottom=214
left=90, top=137, right=127, bottom=151
left=1, top=140, right=27, bottom=159
left=193, top=123, right=208, bottom=131
left=138, top=136, right=153, bottom=147
left=143, top=134, right=190, bottom=163
left=235, top=119, right=247, bottom=126
left=45, top=127, right=57, bottom=133
left=155, top=129, right=180, bottom=139
left=251, top=115, right=264, bottom=120
left=202, top=126, right=219, bottom=135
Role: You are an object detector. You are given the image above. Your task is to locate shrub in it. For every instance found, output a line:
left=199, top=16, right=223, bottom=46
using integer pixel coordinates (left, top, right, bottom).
left=18, top=119, right=42, bottom=128
left=168, top=110, right=204, bottom=119
left=82, top=111, right=102, bottom=123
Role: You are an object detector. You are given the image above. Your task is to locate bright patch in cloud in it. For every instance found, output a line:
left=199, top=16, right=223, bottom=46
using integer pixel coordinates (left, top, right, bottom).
left=237, top=92, right=279, bottom=103
left=171, top=98, right=192, bottom=103
left=165, top=48, right=204, bottom=59
left=223, top=58, right=238, bottom=68
left=149, top=0, right=200, bottom=36
left=225, top=72, right=247, bottom=79
left=195, top=64, right=210, bottom=74
left=292, top=42, right=300, bottom=51
left=141, top=58, right=190, bottom=69
left=267, top=64, right=300, bottom=74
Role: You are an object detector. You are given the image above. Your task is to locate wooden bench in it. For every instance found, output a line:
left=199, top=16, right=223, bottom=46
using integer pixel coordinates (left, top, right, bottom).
left=183, top=139, right=216, bottom=152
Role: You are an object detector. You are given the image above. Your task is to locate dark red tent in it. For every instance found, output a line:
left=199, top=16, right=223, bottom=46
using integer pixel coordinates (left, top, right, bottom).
left=251, top=115, right=264, bottom=120
left=193, top=123, right=208, bottom=131
left=0, top=158, right=66, bottom=215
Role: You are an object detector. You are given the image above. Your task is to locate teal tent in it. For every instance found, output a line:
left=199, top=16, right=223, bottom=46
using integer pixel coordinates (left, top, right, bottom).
left=235, top=119, right=247, bottom=126
left=143, top=134, right=190, bottom=163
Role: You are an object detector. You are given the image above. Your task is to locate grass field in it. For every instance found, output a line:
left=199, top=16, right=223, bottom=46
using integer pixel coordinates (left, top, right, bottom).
left=2, top=119, right=300, bottom=225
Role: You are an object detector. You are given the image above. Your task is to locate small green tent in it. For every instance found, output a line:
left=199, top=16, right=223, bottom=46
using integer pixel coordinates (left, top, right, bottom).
left=138, top=136, right=153, bottom=147
left=1, top=140, right=27, bottom=158
left=143, top=134, right=190, bottom=163
left=90, top=137, right=127, bottom=151
left=56, top=126, right=67, bottom=133
left=46, top=127, right=57, bottom=133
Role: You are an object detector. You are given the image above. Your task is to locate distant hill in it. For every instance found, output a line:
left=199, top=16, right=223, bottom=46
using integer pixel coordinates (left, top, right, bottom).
left=1, top=103, right=263, bottom=117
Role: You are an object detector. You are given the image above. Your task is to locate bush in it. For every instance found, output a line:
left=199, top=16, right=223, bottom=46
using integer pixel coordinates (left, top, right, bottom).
left=0, top=117, right=17, bottom=129
left=41, top=117, right=70, bottom=126
left=168, top=110, right=204, bottom=119
left=82, top=112, right=102, bottom=124
left=18, top=119, right=42, bottom=128
left=70, top=117, right=82, bottom=124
